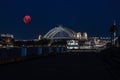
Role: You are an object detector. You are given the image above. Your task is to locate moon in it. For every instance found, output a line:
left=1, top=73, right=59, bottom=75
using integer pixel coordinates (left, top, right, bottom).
left=23, top=15, right=31, bottom=24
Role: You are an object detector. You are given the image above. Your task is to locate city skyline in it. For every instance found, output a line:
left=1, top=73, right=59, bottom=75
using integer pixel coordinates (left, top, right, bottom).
left=0, top=0, right=120, bottom=39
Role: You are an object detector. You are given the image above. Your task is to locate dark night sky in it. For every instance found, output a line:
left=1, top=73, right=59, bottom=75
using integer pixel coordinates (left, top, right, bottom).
left=0, top=0, right=120, bottom=39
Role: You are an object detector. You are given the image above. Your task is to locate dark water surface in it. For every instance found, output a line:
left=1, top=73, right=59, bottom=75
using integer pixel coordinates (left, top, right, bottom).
left=0, top=50, right=120, bottom=80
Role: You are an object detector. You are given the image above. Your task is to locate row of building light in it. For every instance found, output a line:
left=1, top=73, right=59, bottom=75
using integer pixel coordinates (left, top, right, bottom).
left=76, top=32, right=88, bottom=40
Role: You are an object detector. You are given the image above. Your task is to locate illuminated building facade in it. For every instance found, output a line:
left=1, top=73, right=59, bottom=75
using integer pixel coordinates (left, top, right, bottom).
left=0, top=34, right=14, bottom=46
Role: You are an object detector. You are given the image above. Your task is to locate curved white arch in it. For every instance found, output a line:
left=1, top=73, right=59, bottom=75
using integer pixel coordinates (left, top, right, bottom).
left=43, top=26, right=76, bottom=39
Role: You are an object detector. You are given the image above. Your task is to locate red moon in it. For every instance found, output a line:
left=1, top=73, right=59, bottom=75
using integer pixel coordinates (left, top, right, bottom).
left=23, top=15, right=31, bottom=24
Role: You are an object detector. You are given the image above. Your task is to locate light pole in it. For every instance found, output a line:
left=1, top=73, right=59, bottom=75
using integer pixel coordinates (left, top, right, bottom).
left=109, top=20, right=118, bottom=47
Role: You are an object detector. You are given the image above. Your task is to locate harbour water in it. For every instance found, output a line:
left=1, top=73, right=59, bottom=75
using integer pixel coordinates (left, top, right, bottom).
left=0, top=47, right=120, bottom=80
